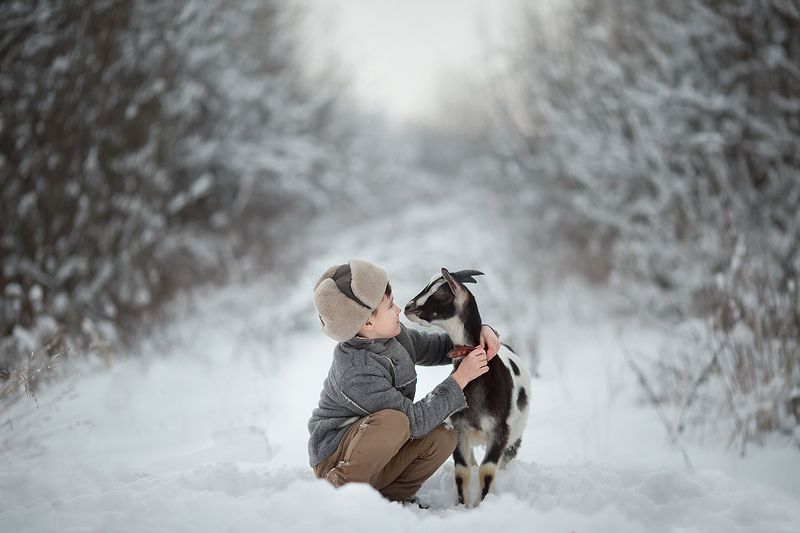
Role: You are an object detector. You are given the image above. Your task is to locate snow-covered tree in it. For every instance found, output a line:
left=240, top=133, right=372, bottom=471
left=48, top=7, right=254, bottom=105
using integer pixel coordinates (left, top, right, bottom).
left=491, top=0, right=800, bottom=445
left=0, top=0, right=342, bottom=371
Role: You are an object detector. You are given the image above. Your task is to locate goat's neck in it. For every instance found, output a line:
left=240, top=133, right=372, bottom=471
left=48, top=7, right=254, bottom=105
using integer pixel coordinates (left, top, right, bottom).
left=440, top=298, right=482, bottom=347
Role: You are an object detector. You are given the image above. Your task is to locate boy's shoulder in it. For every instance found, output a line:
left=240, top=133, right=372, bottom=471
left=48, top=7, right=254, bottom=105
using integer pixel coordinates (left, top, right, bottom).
left=333, top=342, right=367, bottom=365
left=332, top=340, right=387, bottom=373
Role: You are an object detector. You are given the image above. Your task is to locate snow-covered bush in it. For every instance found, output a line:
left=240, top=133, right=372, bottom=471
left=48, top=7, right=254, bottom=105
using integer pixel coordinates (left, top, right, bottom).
left=490, top=0, right=800, bottom=446
left=0, top=0, right=341, bottom=373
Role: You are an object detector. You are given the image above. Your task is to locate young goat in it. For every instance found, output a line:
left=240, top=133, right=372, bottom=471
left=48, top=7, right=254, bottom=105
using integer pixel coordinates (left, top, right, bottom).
left=404, top=268, right=531, bottom=507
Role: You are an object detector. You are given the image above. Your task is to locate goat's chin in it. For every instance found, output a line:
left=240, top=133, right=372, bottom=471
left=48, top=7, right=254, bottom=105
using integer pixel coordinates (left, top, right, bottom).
left=404, top=312, right=429, bottom=326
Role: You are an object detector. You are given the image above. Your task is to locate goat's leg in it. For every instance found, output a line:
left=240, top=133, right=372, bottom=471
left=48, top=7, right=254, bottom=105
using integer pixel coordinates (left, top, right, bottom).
left=498, top=437, right=522, bottom=469
left=479, top=425, right=510, bottom=502
left=452, top=435, right=475, bottom=506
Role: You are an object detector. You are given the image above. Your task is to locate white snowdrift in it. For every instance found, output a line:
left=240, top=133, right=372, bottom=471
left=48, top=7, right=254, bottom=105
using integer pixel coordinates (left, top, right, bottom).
left=2, top=195, right=798, bottom=532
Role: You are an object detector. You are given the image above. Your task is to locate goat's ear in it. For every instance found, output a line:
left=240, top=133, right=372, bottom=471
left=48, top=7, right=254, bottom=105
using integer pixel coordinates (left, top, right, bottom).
left=441, top=268, right=466, bottom=297
left=451, top=270, right=484, bottom=284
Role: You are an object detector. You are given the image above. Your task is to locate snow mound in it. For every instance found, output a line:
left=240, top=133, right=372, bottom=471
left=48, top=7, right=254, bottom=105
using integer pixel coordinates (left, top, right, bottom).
left=4, top=458, right=799, bottom=532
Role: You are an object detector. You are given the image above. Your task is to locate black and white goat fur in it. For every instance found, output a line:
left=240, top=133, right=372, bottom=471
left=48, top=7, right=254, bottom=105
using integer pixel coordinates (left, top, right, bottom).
left=404, top=268, right=531, bottom=507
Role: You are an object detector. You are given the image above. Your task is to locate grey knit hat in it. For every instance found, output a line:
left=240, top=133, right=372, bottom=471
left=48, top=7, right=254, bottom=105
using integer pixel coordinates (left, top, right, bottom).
left=313, top=259, right=389, bottom=342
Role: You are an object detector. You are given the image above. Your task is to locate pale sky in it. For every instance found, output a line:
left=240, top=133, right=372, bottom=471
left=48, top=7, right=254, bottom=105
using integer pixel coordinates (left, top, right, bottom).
left=300, top=0, right=525, bottom=126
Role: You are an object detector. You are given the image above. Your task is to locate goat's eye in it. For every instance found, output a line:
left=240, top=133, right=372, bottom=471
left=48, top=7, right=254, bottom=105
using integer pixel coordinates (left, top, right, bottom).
left=435, top=287, right=445, bottom=295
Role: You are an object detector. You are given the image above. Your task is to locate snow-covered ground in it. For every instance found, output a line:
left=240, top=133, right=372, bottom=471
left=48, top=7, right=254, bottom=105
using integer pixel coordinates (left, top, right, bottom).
left=2, top=183, right=799, bottom=532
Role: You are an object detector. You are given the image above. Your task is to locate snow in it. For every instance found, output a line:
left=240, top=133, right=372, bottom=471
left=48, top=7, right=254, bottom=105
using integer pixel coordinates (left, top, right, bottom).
left=2, top=1, right=798, bottom=529
left=2, top=190, right=799, bottom=533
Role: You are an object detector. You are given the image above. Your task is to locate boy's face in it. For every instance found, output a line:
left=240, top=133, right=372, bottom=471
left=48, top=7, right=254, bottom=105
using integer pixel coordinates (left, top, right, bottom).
left=358, top=292, right=401, bottom=339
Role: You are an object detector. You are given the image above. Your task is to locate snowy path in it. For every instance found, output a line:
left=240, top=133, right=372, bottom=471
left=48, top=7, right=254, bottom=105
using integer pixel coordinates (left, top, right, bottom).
left=2, top=179, right=799, bottom=532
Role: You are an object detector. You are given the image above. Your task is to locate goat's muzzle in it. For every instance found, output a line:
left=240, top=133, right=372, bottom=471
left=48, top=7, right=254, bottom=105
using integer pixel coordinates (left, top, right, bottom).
left=403, top=304, right=424, bottom=323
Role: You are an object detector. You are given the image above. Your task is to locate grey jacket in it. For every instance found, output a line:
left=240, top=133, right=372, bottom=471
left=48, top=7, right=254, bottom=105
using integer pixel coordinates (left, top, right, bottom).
left=307, top=324, right=467, bottom=467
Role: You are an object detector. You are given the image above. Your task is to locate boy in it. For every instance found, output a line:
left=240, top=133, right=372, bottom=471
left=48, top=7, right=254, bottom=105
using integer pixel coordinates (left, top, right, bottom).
left=308, top=259, right=500, bottom=505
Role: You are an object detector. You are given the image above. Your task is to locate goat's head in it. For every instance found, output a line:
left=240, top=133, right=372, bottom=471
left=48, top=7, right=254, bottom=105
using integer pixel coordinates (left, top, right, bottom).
left=404, top=268, right=483, bottom=334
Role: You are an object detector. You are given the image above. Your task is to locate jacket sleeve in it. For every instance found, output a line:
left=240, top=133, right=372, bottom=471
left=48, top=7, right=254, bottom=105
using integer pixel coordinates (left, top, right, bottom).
left=402, top=325, right=454, bottom=366
left=338, top=365, right=467, bottom=439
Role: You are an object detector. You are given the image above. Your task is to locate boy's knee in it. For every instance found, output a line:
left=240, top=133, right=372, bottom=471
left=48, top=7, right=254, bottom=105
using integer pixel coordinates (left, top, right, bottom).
left=440, top=425, right=458, bottom=452
left=428, top=425, right=458, bottom=457
left=370, top=409, right=410, bottom=441
left=445, top=426, right=458, bottom=451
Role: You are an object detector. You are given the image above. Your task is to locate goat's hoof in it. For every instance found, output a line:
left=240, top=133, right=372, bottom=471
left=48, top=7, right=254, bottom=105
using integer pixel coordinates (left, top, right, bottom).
left=457, top=497, right=475, bottom=509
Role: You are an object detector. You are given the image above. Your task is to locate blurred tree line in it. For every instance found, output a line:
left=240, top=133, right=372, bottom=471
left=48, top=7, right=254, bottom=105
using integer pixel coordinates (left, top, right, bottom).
left=0, top=0, right=348, bottom=373
left=489, top=0, right=799, bottom=447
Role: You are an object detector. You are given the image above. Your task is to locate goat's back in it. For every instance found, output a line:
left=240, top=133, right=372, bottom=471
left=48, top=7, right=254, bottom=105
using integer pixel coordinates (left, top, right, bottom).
left=451, top=344, right=531, bottom=433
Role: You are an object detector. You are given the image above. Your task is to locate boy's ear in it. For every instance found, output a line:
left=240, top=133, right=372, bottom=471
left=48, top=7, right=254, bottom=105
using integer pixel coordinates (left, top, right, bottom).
left=359, top=317, right=374, bottom=335
left=358, top=303, right=382, bottom=336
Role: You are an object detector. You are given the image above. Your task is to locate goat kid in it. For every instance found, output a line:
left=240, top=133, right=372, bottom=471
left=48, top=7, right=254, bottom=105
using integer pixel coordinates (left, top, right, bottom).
left=404, top=268, right=531, bottom=507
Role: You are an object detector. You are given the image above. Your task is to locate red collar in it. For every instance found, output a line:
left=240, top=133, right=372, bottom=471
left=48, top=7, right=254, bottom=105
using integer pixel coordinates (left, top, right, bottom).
left=447, top=345, right=477, bottom=359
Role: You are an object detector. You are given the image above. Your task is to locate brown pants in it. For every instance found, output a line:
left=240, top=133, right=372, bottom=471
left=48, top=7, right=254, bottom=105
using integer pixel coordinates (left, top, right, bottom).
left=313, top=409, right=457, bottom=501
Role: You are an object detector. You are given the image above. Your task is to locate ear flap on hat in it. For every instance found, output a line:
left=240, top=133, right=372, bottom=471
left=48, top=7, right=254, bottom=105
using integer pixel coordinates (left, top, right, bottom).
left=314, top=276, right=373, bottom=342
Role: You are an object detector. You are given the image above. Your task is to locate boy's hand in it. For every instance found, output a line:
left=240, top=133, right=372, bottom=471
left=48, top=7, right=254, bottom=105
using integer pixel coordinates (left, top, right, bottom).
left=452, top=347, right=489, bottom=389
left=479, top=325, right=501, bottom=360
